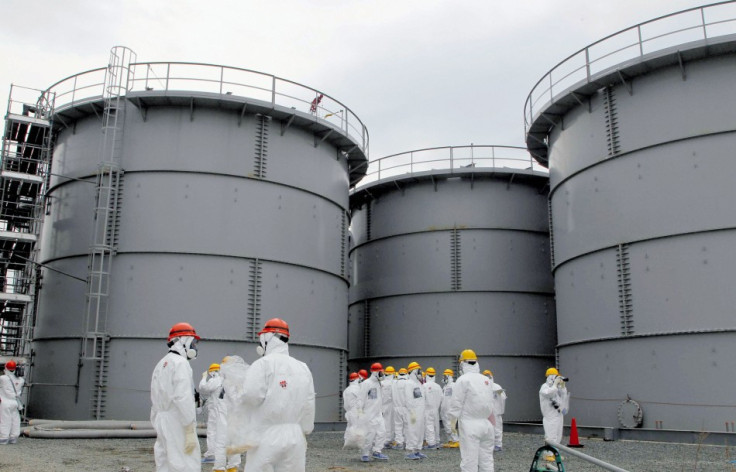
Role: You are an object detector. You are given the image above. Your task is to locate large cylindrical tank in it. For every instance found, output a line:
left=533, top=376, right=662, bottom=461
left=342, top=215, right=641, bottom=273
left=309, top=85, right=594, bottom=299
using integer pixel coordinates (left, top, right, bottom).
left=349, top=145, right=554, bottom=421
left=525, top=4, right=736, bottom=431
left=32, top=58, right=367, bottom=420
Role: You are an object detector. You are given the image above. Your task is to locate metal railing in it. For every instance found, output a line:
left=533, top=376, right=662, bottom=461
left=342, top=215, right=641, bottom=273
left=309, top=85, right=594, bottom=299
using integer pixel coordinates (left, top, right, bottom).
left=524, top=0, right=736, bottom=132
left=43, top=62, right=369, bottom=157
left=352, top=145, right=547, bottom=189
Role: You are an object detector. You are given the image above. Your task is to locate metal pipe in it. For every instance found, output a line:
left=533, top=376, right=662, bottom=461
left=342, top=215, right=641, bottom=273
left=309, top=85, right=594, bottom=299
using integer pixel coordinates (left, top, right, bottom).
left=546, top=440, right=631, bottom=472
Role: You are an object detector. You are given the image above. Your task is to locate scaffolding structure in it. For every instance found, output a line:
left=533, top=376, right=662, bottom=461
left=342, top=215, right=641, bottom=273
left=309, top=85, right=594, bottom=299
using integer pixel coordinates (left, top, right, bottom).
left=0, top=85, right=54, bottom=364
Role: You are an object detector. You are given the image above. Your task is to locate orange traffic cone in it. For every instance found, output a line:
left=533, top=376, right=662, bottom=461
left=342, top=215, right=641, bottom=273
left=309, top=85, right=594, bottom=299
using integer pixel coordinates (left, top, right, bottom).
left=567, top=417, right=584, bottom=448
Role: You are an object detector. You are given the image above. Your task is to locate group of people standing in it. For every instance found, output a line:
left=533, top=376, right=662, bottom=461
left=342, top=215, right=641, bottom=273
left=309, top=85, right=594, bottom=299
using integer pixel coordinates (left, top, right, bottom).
left=343, top=349, right=508, bottom=472
left=151, top=318, right=315, bottom=472
left=149, top=317, right=569, bottom=472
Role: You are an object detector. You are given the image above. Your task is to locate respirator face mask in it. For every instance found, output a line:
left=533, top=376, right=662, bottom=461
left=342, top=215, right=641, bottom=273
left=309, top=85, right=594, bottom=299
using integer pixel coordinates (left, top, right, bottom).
left=183, top=336, right=198, bottom=360
left=256, top=332, right=275, bottom=357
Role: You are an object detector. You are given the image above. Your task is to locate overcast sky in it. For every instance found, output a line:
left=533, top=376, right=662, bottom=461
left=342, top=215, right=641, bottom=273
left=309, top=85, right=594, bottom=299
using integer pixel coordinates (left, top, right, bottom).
left=0, top=0, right=717, bottom=159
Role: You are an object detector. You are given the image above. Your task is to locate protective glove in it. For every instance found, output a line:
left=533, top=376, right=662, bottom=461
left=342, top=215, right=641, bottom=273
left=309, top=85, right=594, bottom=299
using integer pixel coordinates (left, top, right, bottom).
left=184, top=422, right=197, bottom=454
left=409, top=410, right=417, bottom=424
left=554, top=376, right=565, bottom=389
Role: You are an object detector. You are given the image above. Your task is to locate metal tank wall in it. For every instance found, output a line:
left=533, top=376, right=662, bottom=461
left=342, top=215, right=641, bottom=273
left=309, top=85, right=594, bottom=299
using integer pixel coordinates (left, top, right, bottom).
left=525, top=4, right=736, bottom=431
left=31, top=60, right=367, bottom=420
left=348, top=146, right=554, bottom=421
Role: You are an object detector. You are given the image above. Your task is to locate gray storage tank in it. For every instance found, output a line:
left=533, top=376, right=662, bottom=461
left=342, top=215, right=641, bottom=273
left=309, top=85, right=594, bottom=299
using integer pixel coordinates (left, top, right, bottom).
left=32, top=48, right=367, bottom=420
left=525, top=3, right=736, bottom=431
left=349, top=145, right=554, bottom=421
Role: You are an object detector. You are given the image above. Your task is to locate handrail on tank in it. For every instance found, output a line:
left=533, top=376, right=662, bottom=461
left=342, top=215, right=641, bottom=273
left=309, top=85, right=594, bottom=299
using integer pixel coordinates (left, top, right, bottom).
left=524, top=0, right=736, bottom=133
left=352, top=144, right=547, bottom=190
left=42, top=62, right=369, bottom=157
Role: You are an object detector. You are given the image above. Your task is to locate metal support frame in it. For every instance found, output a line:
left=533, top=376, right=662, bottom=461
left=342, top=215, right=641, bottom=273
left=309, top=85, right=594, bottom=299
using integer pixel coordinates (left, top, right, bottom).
left=0, top=86, right=55, bottom=371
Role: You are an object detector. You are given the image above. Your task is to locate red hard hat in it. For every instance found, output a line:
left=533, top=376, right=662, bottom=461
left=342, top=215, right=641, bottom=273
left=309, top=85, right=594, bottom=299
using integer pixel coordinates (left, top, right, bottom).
left=370, top=362, right=383, bottom=372
left=349, top=372, right=359, bottom=381
left=168, top=322, right=200, bottom=341
left=5, top=360, right=17, bottom=371
left=358, top=369, right=368, bottom=379
left=258, top=318, right=290, bottom=337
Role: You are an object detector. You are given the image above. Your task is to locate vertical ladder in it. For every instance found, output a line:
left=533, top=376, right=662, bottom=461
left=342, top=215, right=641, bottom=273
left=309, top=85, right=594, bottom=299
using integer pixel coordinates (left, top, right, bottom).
left=450, top=227, right=462, bottom=291
left=81, top=46, right=135, bottom=419
left=0, top=86, right=54, bottom=366
left=616, top=243, right=634, bottom=336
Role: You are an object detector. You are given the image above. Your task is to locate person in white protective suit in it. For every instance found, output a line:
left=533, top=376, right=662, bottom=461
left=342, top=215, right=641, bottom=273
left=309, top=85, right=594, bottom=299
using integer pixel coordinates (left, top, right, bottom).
left=381, top=366, right=395, bottom=448
left=401, top=362, right=427, bottom=460
left=446, top=349, right=496, bottom=472
left=422, top=367, right=443, bottom=449
left=391, top=367, right=409, bottom=449
left=441, top=368, right=460, bottom=448
left=210, top=356, right=248, bottom=472
left=539, top=367, right=569, bottom=453
left=482, top=369, right=507, bottom=452
left=0, top=360, right=24, bottom=445
left=150, top=322, right=201, bottom=472
left=359, top=363, right=389, bottom=462
left=342, top=372, right=364, bottom=449
left=198, top=363, right=222, bottom=463
left=236, top=318, right=315, bottom=472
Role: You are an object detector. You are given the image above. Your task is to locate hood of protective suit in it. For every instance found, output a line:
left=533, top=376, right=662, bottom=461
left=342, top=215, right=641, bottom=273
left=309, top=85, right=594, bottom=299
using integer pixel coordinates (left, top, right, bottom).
left=4, top=368, right=15, bottom=377
left=169, top=336, right=197, bottom=360
left=461, top=361, right=480, bottom=375
left=425, top=375, right=437, bottom=385
left=261, top=334, right=289, bottom=356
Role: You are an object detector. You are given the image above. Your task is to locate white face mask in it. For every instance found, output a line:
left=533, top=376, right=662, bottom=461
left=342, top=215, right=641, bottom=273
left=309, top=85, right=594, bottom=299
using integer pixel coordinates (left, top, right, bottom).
left=183, top=336, right=198, bottom=360
left=256, top=332, right=274, bottom=357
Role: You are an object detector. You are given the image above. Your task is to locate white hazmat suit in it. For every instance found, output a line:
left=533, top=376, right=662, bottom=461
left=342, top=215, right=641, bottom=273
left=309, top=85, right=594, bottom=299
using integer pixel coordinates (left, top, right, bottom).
left=441, top=374, right=460, bottom=445
left=0, top=364, right=24, bottom=444
left=198, top=370, right=223, bottom=461
left=380, top=373, right=394, bottom=447
left=447, top=361, right=495, bottom=472
left=490, top=377, right=507, bottom=450
left=238, top=334, right=315, bottom=472
left=422, top=374, right=443, bottom=448
left=360, top=371, right=388, bottom=460
left=539, top=375, right=569, bottom=445
left=391, top=373, right=409, bottom=448
left=400, top=369, right=426, bottom=459
left=151, top=336, right=201, bottom=472
left=342, top=375, right=364, bottom=448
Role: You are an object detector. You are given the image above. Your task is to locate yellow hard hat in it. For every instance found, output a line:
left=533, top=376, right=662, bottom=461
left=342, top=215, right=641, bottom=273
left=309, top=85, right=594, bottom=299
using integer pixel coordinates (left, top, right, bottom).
left=482, top=369, right=492, bottom=377
left=407, top=361, right=421, bottom=372
left=209, top=363, right=220, bottom=372
left=385, top=366, right=396, bottom=374
left=426, top=367, right=436, bottom=375
left=443, top=369, right=453, bottom=376
left=545, top=367, right=560, bottom=377
left=459, top=349, right=477, bottom=362
left=398, top=368, right=408, bottom=375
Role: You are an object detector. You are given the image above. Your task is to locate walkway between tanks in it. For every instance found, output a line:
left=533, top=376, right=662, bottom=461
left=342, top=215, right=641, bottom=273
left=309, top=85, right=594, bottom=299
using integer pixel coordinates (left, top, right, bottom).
left=1, top=431, right=733, bottom=471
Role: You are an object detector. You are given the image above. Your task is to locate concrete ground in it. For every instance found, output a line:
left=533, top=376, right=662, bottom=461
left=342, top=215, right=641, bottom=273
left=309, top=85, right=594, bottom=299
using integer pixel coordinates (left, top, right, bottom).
left=1, top=430, right=734, bottom=471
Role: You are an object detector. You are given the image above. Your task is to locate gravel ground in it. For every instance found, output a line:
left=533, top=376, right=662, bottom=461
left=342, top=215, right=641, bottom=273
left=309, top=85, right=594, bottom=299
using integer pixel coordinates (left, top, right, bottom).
left=1, top=431, right=735, bottom=471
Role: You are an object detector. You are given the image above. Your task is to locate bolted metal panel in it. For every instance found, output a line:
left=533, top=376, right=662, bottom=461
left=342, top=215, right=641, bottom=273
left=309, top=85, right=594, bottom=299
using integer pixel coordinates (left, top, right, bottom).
left=550, top=133, right=736, bottom=268
left=349, top=164, right=553, bottom=422
left=559, top=332, right=736, bottom=431
left=33, top=67, right=363, bottom=420
left=528, top=16, right=736, bottom=431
